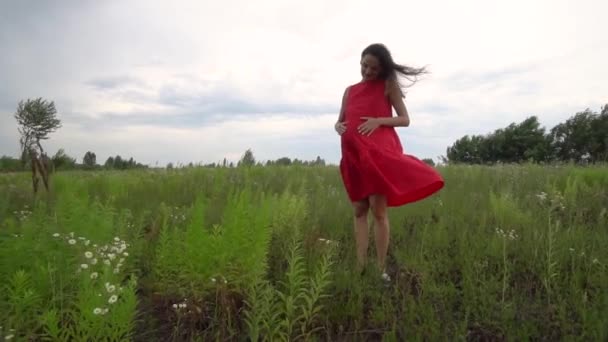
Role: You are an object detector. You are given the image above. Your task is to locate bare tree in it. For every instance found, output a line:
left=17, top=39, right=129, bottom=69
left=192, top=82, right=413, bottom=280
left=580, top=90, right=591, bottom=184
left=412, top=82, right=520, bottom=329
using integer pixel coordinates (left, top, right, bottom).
left=14, top=98, right=61, bottom=193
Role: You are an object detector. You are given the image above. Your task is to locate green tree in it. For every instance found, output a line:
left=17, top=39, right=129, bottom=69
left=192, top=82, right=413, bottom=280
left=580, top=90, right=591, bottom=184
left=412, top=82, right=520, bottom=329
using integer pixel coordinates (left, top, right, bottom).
left=238, top=148, right=256, bottom=167
left=590, top=105, right=608, bottom=162
left=0, top=156, right=22, bottom=172
left=447, top=116, right=550, bottom=164
left=275, top=157, right=292, bottom=166
left=14, top=98, right=62, bottom=192
left=114, top=155, right=124, bottom=169
left=52, top=148, right=77, bottom=170
left=446, top=135, right=485, bottom=163
left=104, top=156, right=115, bottom=169
left=550, top=109, right=597, bottom=163
left=83, top=151, right=97, bottom=169
left=494, top=116, right=548, bottom=163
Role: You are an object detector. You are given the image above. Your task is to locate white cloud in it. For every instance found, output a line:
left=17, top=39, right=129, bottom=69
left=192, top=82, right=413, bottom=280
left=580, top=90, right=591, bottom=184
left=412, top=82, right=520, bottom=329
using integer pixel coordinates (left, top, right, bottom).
left=28, top=113, right=339, bottom=166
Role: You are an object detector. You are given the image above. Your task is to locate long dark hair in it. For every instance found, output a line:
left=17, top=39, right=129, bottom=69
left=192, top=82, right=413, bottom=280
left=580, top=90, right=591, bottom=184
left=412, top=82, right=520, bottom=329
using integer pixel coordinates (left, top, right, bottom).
left=361, top=43, right=427, bottom=96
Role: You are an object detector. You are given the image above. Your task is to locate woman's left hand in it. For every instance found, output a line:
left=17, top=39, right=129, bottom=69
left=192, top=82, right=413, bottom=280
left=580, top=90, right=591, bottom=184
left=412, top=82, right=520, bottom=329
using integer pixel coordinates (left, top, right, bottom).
left=358, top=117, right=381, bottom=136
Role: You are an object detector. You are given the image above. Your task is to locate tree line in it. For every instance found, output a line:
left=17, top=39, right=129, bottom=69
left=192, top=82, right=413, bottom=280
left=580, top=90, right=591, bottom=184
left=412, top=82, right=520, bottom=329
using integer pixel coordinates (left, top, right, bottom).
left=0, top=150, right=147, bottom=173
left=3, top=98, right=607, bottom=176
left=445, top=105, right=608, bottom=164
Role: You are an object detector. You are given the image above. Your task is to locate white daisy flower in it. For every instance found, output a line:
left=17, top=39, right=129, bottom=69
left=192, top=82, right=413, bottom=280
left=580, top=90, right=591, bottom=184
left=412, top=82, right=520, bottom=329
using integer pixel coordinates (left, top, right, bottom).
left=108, top=295, right=118, bottom=304
left=80, top=264, right=89, bottom=269
left=68, top=239, right=76, bottom=245
left=90, top=272, right=98, bottom=279
left=93, top=308, right=103, bottom=315
left=84, top=251, right=93, bottom=259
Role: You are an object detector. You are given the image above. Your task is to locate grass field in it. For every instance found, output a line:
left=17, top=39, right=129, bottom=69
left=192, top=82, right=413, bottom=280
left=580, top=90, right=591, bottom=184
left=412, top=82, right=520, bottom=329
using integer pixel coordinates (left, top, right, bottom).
left=0, top=164, right=607, bottom=341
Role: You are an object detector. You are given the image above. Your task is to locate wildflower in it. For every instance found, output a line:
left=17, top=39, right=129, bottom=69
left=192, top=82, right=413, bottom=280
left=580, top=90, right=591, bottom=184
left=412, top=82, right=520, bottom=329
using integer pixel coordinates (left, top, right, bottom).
left=114, top=237, right=120, bottom=242
left=53, top=233, right=60, bottom=237
left=91, top=258, right=98, bottom=265
left=90, top=272, right=98, bottom=279
left=113, top=268, right=120, bottom=274
left=80, top=264, right=89, bottom=269
left=78, top=237, right=85, bottom=240
left=69, top=232, right=75, bottom=237
left=107, top=253, right=116, bottom=260
left=179, top=303, right=187, bottom=308
left=106, top=284, right=116, bottom=293
left=85, top=251, right=93, bottom=259
left=84, top=240, right=90, bottom=246
left=104, top=260, right=111, bottom=266
left=569, top=248, right=575, bottom=252
left=536, top=192, right=547, bottom=201
left=592, top=258, right=599, bottom=264
left=108, top=295, right=118, bottom=304
left=495, top=228, right=505, bottom=237
left=173, top=304, right=178, bottom=309
left=123, top=252, right=129, bottom=257
left=68, top=239, right=76, bottom=245
left=211, top=278, right=216, bottom=283
left=5, top=334, right=14, bottom=340
left=93, top=308, right=103, bottom=315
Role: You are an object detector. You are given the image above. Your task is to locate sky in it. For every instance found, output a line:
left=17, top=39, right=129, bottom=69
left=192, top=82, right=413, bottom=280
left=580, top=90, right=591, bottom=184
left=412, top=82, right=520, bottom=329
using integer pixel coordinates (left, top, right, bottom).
left=1, top=0, right=606, bottom=166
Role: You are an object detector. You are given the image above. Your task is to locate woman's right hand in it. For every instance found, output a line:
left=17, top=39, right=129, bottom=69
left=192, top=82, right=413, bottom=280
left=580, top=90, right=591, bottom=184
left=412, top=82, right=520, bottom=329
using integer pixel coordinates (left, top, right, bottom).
left=335, top=121, right=347, bottom=135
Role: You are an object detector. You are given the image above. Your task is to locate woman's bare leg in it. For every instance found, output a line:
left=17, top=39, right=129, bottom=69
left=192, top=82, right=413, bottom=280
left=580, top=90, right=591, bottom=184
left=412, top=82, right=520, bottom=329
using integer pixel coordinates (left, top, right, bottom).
left=370, top=194, right=389, bottom=271
left=353, top=199, right=370, bottom=271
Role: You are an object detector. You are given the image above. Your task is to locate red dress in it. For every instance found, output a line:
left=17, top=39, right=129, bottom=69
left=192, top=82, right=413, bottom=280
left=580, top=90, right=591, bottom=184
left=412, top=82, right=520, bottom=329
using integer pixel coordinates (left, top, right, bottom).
left=339, top=79, right=445, bottom=207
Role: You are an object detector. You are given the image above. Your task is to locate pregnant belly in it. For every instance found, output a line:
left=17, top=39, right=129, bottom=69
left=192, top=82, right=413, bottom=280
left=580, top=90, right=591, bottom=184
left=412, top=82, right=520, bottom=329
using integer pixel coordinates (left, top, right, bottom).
left=341, top=125, right=402, bottom=152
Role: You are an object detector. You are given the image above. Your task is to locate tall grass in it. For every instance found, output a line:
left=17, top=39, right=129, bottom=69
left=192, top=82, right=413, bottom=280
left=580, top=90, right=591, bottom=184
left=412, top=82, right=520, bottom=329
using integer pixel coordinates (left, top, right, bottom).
left=0, top=163, right=606, bottom=340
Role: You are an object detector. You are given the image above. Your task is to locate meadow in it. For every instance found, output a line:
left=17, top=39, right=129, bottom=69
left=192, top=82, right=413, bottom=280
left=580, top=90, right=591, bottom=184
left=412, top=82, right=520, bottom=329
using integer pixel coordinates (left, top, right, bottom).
left=0, top=164, right=606, bottom=341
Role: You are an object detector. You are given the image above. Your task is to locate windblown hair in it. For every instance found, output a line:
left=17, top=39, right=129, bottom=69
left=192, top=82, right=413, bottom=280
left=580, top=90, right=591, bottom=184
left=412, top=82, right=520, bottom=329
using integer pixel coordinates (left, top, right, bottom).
left=361, top=43, right=428, bottom=96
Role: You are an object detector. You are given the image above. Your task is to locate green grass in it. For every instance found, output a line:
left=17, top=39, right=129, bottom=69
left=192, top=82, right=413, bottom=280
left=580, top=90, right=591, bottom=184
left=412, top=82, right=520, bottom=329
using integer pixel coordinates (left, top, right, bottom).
left=0, top=164, right=607, bottom=341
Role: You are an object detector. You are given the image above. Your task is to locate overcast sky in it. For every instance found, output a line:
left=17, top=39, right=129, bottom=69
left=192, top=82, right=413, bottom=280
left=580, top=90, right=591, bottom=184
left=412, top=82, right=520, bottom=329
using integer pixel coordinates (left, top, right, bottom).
left=1, top=0, right=606, bottom=166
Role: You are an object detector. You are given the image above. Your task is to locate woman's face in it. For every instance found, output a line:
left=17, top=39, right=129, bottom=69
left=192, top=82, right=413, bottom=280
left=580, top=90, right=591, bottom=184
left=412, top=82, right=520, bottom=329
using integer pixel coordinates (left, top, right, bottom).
left=360, top=54, right=381, bottom=81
